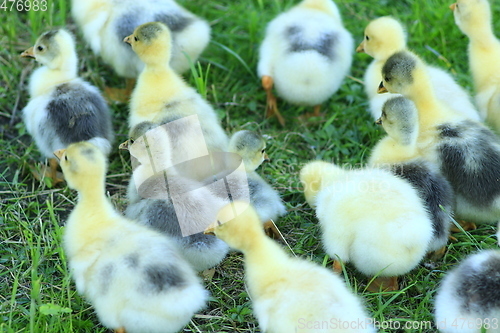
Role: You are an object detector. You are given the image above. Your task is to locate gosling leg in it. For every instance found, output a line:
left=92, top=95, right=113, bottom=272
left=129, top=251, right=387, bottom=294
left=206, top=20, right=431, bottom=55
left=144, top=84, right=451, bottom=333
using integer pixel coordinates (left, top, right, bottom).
left=263, top=220, right=286, bottom=243
left=367, top=276, right=399, bottom=292
left=261, top=75, right=285, bottom=126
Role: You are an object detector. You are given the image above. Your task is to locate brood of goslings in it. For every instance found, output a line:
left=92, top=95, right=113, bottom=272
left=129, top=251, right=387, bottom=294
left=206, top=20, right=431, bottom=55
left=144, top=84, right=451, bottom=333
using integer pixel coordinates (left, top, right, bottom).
left=125, top=21, right=228, bottom=181
left=71, top=0, right=210, bottom=100
left=451, top=0, right=500, bottom=132
left=205, top=202, right=375, bottom=333
left=379, top=50, right=500, bottom=224
left=369, top=97, right=454, bottom=258
left=300, top=161, right=433, bottom=291
left=357, top=16, right=480, bottom=121
left=21, top=29, right=113, bottom=185
left=434, top=250, right=500, bottom=333
left=55, top=141, right=207, bottom=333
left=122, top=124, right=229, bottom=272
left=258, top=0, right=353, bottom=125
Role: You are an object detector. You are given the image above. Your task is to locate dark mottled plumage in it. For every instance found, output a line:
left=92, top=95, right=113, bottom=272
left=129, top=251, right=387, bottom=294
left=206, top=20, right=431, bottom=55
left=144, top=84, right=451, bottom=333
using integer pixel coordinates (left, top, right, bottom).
left=125, top=253, right=140, bottom=269
left=155, top=13, right=192, bottom=32
left=438, top=124, right=460, bottom=138
left=115, top=10, right=143, bottom=40
left=248, top=178, right=266, bottom=209
left=40, top=29, right=58, bottom=41
left=99, top=263, right=115, bottom=294
left=144, top=264, right=184, bottom=292
left=382, top=51, right=416, bottom=85
left=390, top=161, right=453, bottom=242
left=45, top=83, right=112, bottom=145
left=80, top=147, right=95, bottom=161
left=438, top=121, right=500, bottom=207
left=140, top=198, right=219, bottom=248
left=285, top=25, right=337, bottom=59
left=455, top=253, right=500, bottom=314
left=137, top=22, right=164, bottom=43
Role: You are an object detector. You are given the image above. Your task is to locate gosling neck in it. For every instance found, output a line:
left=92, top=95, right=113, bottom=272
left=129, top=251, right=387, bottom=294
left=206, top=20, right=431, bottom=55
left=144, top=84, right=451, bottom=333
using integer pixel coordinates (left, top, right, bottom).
left=74, top=176, right=108, bottom=209
left=405, top=76, right=450, bottom=130
left=242, top=230, right=288, bottom=269
left=29, top=62, right=78, bottom=97
left=392, top=135, right=418, bottom=160
left=466, top=21, right=497, bottom=48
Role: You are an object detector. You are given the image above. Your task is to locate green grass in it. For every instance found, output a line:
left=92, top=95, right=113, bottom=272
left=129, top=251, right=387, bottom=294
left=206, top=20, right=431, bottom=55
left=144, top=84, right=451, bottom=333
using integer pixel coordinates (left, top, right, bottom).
left=1, top=0, right=500, bottom=332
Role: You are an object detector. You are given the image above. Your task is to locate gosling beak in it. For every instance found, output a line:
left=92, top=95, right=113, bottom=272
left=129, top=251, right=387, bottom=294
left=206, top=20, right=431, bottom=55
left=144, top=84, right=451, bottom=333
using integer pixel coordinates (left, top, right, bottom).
left=119, top=140, right=130, bottom=150
left=263, top=153, right=270, bottom=162
left=375, top=117, right=382, bottom=125
left=53, top=149, right=66, bottom=161
left=21, top=47, right=35, bottom=59
left=356, top=42, right=365, bottom=53
left=449, top=3, right=457, bottom=10
left=378, top=81, right=388, bottom=94
left=123, top=35, right=132, bottom=44
left=204, top=220, right=222, bottom=235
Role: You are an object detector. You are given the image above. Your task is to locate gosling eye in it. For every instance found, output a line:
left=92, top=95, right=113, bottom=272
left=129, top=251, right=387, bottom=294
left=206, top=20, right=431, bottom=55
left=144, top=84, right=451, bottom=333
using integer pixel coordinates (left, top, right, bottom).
left=130, top=139, right=135, bottom=144
left=64, top=155, right=68, bottom=161
left=365, top=35, right=370, bottom=41
left=37, top=45, right=44, bottom=51
left=261, top=149, right=265, bottom=154
left=134, top=36, right=138, bottom=42
left=384, top=77, right=391, bottom=83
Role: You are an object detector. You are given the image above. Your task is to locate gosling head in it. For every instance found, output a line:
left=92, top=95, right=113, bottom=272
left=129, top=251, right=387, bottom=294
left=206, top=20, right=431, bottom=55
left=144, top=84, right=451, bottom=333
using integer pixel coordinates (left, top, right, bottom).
left=21, top=29, right=77, bottom=72
left=356, top=16, right=406, bottom=59
left=124, top=22, right=172, bottom=66
left=204, top=201, right=257, bottom=251
left=228, top=130, right=268, bottom=172
left=450, top=0, right=492, bottom=37
left=376, top=96, right=418, bottom=146
left=54, top=142, right=107, bottom=192
left=378, top=51, right=419, bottom=97
left=299, top=161, right=344, bottom=207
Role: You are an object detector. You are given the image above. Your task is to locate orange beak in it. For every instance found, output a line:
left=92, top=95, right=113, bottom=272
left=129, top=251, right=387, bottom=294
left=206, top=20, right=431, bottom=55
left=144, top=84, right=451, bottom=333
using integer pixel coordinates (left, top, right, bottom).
left=449, top=3, right=457, bottom=10
left=263, top=152, right=270, bottom=162
left=356, top=41, right=365, bottom=53
left=53, top=149, right=66, bottom=161
left=21, top=46, right=35, bottom=59
left=123, top=35, right=132, bottom=44
left=378, top=81, right=388, bottom=94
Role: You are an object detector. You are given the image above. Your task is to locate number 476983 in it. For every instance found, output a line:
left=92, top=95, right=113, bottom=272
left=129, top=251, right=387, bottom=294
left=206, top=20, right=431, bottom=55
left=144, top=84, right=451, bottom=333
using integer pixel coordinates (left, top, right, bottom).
left=0, top=0, right=48, bottom=11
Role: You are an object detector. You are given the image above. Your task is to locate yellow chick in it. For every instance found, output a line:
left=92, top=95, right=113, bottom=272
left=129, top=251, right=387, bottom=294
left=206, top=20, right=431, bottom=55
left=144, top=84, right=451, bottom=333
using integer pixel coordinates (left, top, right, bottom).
left=55, top=141, right=207, bottom=333
left=369, top=97, right=454, bottom=257
left=450, top=0, right=500, bottom=132
left=357, top=16, right=481, bottom=121
left=125, top=22, right=228, bottom=176
left=258, top=0, right=354, bottom=124
left=300, top=161, right=433, bottom=291
left=21, top=29, right=113, bottom=185
left=434, top=250, right=500, bottom=333
left=379, top=50, right=500, bottom=224
left=205, top=201, right=375, bottom=333
left=71, top=0, right=210, bottom=100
